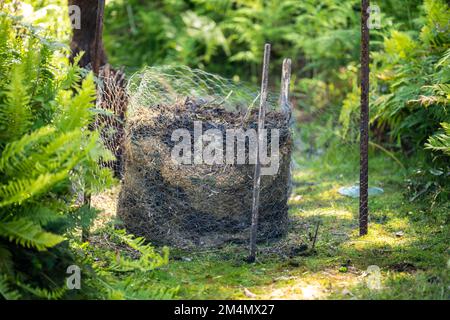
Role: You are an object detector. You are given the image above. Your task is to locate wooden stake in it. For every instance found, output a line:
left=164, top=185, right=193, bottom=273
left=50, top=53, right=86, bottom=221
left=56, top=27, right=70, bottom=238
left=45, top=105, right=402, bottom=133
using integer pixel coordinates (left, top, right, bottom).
left=360, top=0, right=370, bottom=236
left=280, top=58, right=292, bottom=116
left=248, top=43, right=271, bottom=263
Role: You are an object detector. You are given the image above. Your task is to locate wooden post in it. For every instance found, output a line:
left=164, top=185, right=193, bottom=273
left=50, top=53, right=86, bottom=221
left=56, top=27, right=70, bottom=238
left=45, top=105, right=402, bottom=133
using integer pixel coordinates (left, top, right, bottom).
left=248, top=43, right=271, bottom=263
left=69, top=0, right=107, bottom=68
left=280, top=58, right=292, bottom=116
left=359, top=0, right=370, bottom=236
left=280, top=58, right=293, bottom=196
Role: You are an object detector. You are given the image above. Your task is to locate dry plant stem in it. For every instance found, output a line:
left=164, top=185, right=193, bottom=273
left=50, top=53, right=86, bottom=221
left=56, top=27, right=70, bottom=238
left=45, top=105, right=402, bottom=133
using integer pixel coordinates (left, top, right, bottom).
left=248, top=43, right=271, bottom=263
left=359, top=0, right=370, bottom=236
left=311, top=220, right=320, bottom=251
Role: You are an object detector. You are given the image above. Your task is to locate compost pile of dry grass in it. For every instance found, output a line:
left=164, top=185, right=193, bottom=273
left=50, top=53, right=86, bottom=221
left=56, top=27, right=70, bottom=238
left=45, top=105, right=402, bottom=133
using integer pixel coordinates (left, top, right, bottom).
left=117, top=98, right=292, bottom=248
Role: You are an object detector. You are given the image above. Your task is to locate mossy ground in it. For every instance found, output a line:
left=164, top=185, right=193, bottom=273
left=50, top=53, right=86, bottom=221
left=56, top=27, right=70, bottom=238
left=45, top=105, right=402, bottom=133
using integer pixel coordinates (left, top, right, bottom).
left=91, top=143, right=449, bottom=300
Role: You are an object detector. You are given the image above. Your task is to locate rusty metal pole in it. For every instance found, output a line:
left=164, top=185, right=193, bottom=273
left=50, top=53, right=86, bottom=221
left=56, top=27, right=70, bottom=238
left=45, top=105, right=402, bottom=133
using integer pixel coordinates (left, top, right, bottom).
left=359, top=0, right=370, bottom=236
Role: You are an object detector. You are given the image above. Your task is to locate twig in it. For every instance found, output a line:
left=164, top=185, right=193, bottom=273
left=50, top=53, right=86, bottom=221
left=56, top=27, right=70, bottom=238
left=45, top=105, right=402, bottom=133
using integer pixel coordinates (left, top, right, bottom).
left=248, top=43, right=271, bottom=263
left=311, top=220, right=320, bottom=251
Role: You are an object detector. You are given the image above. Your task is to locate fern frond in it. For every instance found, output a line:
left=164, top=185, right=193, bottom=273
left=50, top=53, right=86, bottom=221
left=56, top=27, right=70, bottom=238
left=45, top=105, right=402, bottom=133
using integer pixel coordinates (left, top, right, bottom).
left=59, top=53, right=83, bottom=90
left=0, top=65, right=32, bottom=143
left=425, top=122, right=450, bottom=156
left=37, top=129, right=84, bottom=172
left=0, top=126, right=55, bottom=177
left=54, top=73, right=96, bottom=132
left=16, top=204, right=63, bottom=226
left=436, top=48, right=450, bottom=68
left=108, top=229, right=169, bottom=273
left=106, top=280, right=178, bottom=300
left=0, top=219, right=64, bottom=251
left=16, top=281, right=66, bottom=300
left=0, top=244, right=13, bottom=274
left=0, top=171, right=68, bottom=208
left=0, top=274, right=21, bottom=300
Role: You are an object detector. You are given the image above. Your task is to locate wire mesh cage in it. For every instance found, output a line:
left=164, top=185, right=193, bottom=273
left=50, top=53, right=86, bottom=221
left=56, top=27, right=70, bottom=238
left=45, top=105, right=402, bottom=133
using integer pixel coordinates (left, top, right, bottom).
left=117, top=66, right=293, bottom=248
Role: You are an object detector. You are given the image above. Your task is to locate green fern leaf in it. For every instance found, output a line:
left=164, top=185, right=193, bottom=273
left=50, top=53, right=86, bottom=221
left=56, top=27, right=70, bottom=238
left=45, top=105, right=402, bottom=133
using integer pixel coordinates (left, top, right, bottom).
left=0, top=219, right=64, bottom=251
left=54, top=73, right=96, bottom=132
left=16, top=281, right=66, bottom=300
left=0, top=274, right=21, bottom=300
left=0, top=65, right=32, bottom=143
left=0, top=126, right=55, bottom=177
left=0, top=170, right=71, bottom=208
left=108, top=229, right=169, bottom=272
left=0, top=244, right=13, bottom=274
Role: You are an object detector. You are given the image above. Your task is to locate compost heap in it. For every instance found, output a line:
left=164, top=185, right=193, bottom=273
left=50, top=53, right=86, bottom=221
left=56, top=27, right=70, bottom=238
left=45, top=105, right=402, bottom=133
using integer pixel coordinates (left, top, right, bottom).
left=117, top=66, right=292, bottom=248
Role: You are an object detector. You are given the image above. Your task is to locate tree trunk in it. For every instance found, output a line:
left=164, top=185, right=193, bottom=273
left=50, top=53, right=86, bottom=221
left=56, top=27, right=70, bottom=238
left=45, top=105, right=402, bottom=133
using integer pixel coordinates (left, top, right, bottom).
left=69, top=0, right=107, bottom=68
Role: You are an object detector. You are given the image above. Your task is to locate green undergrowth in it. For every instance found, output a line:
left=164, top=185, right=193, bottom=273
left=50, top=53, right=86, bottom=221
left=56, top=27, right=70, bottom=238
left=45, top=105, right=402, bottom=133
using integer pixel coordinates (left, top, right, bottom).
left=92, top=144, right=449, bottom=300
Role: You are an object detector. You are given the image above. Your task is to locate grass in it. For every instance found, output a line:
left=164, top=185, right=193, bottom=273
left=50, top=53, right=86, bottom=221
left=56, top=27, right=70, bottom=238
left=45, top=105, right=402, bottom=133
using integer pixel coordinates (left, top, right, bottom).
left=91, top=142, right=449, bottom=300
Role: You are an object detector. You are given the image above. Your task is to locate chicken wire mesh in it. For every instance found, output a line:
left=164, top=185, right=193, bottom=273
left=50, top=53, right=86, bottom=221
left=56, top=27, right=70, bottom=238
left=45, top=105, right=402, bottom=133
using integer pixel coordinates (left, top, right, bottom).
left=92, top=64, right=128, bottom=178
left=117, top=65, right=292, bottom=248
left=127, top=65, right=282, bottom=116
